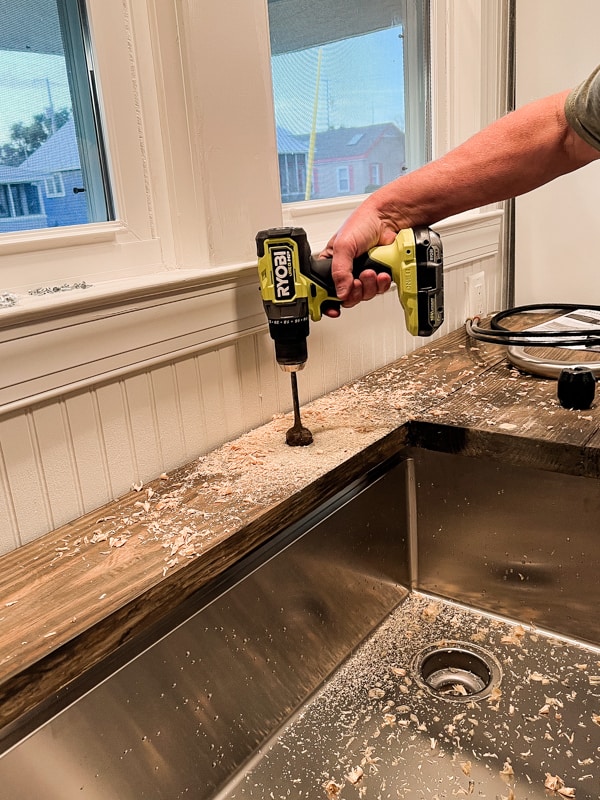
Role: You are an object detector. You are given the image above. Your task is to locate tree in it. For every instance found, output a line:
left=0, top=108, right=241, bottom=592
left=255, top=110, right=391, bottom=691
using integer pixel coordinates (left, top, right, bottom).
left=0, top=108, right=71, bottom=167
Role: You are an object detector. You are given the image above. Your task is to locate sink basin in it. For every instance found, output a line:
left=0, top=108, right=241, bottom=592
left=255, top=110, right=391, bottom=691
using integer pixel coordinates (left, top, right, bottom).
left=0, top=440, right=598, bottom=798
left=223, top=592, right=600, bottom=799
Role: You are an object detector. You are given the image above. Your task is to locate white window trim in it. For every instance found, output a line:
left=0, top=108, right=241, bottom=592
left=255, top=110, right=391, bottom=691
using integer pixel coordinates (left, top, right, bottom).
left=0, top=0, right=509, bottom=411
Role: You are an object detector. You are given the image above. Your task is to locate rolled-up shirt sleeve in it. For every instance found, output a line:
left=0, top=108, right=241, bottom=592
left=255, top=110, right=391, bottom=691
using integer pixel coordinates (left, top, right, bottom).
left=565, top=65, right=600, bottom=151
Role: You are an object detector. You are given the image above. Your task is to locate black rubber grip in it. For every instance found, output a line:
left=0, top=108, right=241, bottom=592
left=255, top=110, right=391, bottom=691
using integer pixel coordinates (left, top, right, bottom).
left=308, top=253, right=390, bottom=297
left=351, top=251, right=392, bottom=279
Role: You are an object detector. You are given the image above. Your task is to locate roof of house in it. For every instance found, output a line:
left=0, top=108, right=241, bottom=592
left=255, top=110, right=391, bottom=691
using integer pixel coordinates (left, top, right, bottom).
left=276, top=122, right=405, bottom=160
left=22, top=118, right=80, bottom=173
left=276, top=126, right=309, bottom=155
left=308, top=122, right=404, bottom=160
left=0, top=164, right=40, bottom=183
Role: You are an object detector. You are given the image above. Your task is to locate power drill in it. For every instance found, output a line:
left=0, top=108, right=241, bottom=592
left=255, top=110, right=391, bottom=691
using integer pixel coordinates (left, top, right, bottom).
left=256, top=225, right=444, bottom=371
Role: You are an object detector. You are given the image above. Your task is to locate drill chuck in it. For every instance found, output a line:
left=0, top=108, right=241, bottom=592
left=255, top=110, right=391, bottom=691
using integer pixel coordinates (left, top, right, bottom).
left=269, top=310, right=309, bottom=371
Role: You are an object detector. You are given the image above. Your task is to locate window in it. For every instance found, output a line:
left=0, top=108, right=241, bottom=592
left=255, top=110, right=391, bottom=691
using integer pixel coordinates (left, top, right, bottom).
left=45, top=173, right=65, bottom=197
left=0, top=0, right=111, bottom=233
left=268, top=0, right=430, bottom=203
left=369, top=162, right=382, bottom=187
left=12, top=183, right=42, bottom=216
left=0, top=185, right=9, bottom=218
left=337, top=166, right=350, bottom=193
left=0, top=179, right=43, bottom=230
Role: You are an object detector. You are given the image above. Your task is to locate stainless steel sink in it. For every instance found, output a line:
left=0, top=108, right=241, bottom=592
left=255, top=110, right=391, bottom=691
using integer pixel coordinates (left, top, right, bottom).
left=221, top=592, right=600, bottom=799
left=0, top=443, right=599, bottom=799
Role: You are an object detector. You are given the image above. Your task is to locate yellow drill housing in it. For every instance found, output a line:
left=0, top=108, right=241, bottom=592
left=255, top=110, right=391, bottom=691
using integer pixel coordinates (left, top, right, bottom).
left=256, top=225, right=443, bottom=369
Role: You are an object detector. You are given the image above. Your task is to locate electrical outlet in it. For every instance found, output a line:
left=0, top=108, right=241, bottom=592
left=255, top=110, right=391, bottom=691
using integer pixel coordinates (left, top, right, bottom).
left=465, top=271, right=486, bottom=318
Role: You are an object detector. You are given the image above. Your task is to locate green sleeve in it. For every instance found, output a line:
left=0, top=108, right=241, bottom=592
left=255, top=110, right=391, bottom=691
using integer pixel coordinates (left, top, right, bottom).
left=564, top=65, right=600, bottom=151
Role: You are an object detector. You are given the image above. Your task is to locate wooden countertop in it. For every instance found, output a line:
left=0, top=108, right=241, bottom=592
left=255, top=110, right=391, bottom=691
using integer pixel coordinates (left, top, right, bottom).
left=1, top=326, right=599, bottom=737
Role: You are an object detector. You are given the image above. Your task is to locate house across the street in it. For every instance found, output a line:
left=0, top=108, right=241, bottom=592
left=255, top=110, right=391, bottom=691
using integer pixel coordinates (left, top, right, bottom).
left=22, top=118, right=88, bottom=228
left=276, top=122, right=406, bottom=202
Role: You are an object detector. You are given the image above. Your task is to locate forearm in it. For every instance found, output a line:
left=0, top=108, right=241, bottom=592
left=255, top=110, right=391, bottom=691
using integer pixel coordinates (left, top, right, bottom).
left=368, top=90, right=600, bottom=230
left=325, top=88, right=600, bottom=308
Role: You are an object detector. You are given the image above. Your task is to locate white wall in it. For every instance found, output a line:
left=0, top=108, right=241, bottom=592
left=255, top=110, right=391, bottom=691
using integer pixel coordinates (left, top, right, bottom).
left=0, top=0, right=509, bottom=552
left=515, top=0, right=600, bottom=303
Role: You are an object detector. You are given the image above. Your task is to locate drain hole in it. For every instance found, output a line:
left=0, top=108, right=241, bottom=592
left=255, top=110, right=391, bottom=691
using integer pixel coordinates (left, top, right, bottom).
left=413, top=642, right=502, bottom=701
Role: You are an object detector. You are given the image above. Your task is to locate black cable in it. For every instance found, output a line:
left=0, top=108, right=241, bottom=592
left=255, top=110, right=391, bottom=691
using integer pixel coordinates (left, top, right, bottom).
left=466, top=303, right=600, bottom=347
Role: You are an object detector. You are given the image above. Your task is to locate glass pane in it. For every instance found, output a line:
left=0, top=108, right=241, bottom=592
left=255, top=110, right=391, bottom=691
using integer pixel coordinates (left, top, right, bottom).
left=0, top=0, right=111, bottom=233
left=269, top=0, right=429, bottom=204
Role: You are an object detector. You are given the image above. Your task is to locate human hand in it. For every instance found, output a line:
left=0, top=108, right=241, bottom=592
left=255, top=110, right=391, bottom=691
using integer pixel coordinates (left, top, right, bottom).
left=318, top=204, right=398, bottom=317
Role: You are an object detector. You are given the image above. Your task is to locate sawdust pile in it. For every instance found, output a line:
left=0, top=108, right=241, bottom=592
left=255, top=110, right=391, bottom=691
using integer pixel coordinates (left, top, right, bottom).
left=72, top=349, right=464, bottom=574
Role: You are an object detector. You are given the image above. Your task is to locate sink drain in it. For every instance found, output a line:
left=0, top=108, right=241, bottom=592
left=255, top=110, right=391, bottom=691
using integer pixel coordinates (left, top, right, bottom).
left=412, top=641, right=502, bottom=702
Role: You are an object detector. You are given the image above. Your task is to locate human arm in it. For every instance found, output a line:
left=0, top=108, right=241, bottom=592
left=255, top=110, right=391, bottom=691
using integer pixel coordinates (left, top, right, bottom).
left=322, top=88, right=600, bottom=310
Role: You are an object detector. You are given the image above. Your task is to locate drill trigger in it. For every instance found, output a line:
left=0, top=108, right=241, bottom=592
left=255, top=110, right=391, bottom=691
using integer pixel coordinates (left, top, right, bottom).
left=320, top=299, right=341, bottom=317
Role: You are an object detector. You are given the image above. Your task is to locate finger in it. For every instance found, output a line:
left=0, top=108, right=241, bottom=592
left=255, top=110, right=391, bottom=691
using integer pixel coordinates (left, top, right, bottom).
left=318, top=239, right=335, bottom=259
left=330, top=253, right=356, bottom=301
left=375, top=273, right=392, bottom=295
left=340, top=278, right=364, bottom=308
left=355, top=269, right=379, bottom=302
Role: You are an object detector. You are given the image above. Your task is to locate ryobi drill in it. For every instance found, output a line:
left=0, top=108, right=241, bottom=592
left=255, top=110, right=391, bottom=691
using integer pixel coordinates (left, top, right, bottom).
left=256, top=225, right=444, bottom=370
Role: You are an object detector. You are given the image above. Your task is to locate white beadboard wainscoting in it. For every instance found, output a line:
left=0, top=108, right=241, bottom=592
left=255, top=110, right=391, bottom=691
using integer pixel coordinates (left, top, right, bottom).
left=0, top=211, right=504, bottom=552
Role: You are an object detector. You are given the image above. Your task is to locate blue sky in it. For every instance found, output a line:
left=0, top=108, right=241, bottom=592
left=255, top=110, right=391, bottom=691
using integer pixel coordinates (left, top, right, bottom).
left=0, top=51, right=71, bottom=144
left=271, top=27, right=405, bottom=136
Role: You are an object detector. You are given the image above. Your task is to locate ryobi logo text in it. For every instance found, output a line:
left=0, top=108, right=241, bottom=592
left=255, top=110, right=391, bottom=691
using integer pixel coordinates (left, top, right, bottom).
left=270, top=246, right=295, bottom=301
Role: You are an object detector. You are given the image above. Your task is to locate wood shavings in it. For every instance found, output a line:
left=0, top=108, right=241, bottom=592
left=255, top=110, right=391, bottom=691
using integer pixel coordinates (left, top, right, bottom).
left=544, top=773, right=576, bottom=797
left=500, top=624, right=526, bottom=646
left=155, top=496, right=180, bottom=511
left=487, top=685, right=502, bottom=706
left=323, top=779, right=342, bottom=798
left=499, top=759, right=514, bottom=778
left=345, top=766, right=363, bottom=785
left=528, top=671, right=551, bottom=684
left=422, top=601, right=441, bottom=621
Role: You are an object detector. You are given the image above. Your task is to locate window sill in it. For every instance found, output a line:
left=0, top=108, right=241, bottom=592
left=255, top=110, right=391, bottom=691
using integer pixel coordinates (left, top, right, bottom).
left=0, top=221, right=124, bottom=256
left=0, top=208, right=503, bottom=413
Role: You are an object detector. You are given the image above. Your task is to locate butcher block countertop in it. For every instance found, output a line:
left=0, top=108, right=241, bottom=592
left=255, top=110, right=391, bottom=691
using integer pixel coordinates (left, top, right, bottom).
left=1, top=325, right=600, bottom=737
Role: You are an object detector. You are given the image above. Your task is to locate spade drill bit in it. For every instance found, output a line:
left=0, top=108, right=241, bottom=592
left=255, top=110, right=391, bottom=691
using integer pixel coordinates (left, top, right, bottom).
left=285, top=372, right=313, bottom=447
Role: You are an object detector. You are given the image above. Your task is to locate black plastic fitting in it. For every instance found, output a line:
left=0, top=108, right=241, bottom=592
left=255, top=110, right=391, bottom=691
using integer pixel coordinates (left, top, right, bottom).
left=557, top=366, right=596, bottom=410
